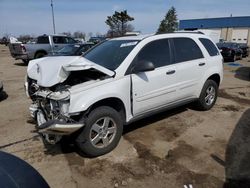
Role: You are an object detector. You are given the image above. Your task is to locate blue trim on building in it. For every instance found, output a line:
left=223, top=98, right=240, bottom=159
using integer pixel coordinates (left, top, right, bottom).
left=179, top=16, right=250, bottom=30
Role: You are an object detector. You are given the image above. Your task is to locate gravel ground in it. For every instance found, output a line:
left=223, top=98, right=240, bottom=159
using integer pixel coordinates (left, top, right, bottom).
left=0, top=45, right=250, bottom=188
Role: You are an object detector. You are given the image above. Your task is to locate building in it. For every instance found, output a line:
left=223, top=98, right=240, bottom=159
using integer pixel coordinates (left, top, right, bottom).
left=179, top=16, right=250, bottom=45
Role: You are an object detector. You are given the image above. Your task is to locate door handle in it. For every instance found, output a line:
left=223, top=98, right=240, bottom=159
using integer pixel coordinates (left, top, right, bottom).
left=199, top=62, right=206, bottom=66
left=166, top=70, right=176, bottom=75
left=54, top=45, right=58, bottom=47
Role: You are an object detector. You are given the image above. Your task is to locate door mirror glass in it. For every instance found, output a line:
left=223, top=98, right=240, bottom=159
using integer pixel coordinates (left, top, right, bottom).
left=132, top=60, right=155, bottom=73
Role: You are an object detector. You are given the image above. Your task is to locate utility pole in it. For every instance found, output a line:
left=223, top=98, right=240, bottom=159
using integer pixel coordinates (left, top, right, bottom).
left=51, top=0, right=56, bottom=34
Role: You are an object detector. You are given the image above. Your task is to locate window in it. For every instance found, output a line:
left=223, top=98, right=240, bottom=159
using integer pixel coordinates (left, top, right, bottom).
left=53, top=36, right=66, bottom=44
left=37, top=36, right=49, bottom=44
left=136, top=39, right=171, bottom=68
left=65, top=37, right=76, bottom=44
left=199, top=38, right=220, bottom=56
left=84, top=40, right=139, bottom=71
left=173, top=38, right=203, bottom=63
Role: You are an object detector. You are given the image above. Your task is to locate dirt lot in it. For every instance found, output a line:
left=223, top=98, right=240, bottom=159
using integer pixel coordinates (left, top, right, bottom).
left=0, top=45, right=250, bottom=188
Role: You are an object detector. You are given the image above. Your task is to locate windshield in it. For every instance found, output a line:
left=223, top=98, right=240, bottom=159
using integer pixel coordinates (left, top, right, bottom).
left=217, top=43, right=237, bottom=48
left=58, top=44, right=80, bottom=54
left=84, top=40, right=139, bottom=71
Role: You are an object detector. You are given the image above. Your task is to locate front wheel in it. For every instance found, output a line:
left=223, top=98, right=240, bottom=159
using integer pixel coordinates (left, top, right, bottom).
left=196, top=80, right=218, bottom=111
left=75, top=106, right=123, bottom=157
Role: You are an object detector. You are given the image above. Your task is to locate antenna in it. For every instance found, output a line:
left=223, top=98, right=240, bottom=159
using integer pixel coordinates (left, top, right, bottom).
left=51, top=0, right=56, bottom=34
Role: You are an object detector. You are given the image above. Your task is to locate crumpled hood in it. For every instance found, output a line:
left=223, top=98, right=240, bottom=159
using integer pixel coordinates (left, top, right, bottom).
left=27, top=56, right=114, bottom=87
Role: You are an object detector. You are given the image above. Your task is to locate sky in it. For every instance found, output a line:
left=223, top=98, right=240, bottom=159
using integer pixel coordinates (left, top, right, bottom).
left=0, top=0, right=250, bottom=37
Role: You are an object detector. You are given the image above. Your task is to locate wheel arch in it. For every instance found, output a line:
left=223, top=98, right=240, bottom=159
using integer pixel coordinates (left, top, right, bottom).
left=85, top=97, right=127, bottom=124
left=207, top=73, right=221, bottom=86
left=34, top=50, right=47, bottom=58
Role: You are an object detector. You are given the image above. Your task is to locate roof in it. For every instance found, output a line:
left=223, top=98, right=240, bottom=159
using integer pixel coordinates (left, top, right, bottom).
left=179, top=16, right=250, bottom=30
left=111, top=34, right=154, bottom=41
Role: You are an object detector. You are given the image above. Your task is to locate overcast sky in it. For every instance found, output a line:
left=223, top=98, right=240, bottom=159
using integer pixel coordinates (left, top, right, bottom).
left=0, top=0, right=249, bottom=37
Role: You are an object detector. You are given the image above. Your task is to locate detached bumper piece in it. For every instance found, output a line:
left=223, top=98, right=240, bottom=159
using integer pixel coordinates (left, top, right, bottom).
left=33, top=106, right=84, bottom=135
left=37, top=119, right=84, bottom=135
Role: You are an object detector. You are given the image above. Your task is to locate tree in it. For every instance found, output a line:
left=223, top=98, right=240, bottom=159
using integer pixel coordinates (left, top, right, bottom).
left=61, top=31, right=72, bottom=37
left=105, top=10, right=134, bottom=37
left=157, top=7, right=178, bottom=34
left=73, top=31, right=86, bottom=40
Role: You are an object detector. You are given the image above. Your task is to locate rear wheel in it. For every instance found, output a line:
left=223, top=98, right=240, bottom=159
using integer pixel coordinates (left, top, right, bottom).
left=75, top=106, right=123, bottom=157
left=35, top=52, right=46, bottom=59
left=196, top=80, right=218, bottom=111
left=231, top=54, right=236, bottom=62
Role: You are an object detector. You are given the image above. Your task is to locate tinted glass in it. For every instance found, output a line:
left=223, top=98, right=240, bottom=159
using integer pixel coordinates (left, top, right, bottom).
left=137, top=39, right=171, bottom=68
left=84, top=40, right=139, bottom=70
left=58, top=44, right=79, bottom=54
left=217, top=42, right=235, bottom=48
left=65, top=37, right=76, bottom=44
left=199, top=38, right=219, bottom=56
left=37, top=36, right=49, bottom=44
left=53, top=36, right=66, bottom=44
left=173, top=38, right=203, bottom=63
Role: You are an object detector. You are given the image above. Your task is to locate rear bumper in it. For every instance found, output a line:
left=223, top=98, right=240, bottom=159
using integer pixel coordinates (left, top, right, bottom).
left=11, top=53, right=29, bottom=60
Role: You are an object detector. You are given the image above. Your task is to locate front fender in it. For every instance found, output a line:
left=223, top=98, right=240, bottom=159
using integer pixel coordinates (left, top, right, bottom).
left=68, top=76, right=133, bottom=122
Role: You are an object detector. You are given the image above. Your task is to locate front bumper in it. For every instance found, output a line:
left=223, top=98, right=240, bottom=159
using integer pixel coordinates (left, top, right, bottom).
left=30, top=104, right=84, bottom=135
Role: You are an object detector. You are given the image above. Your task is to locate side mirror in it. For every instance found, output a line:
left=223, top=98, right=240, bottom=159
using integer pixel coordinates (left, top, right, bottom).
left=132, top=60, right=155, bottom=73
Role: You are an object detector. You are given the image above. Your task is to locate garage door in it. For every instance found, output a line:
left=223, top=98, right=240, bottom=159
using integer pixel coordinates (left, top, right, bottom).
left=232, top=29, right=248, bottom=43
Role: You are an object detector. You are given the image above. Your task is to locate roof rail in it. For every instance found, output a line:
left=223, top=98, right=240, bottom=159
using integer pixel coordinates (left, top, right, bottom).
left=174, top=30, right=205, bottom=34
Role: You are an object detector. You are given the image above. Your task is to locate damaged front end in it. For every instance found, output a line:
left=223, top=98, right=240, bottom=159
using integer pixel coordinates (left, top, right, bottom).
left=26, top=56, right=114, bottom=144
left=29, top=86, right=84, bottom=144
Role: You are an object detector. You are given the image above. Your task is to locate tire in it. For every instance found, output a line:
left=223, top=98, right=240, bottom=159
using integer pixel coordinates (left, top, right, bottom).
left=22, top=59, right=29, bottom=65
left=231, top=54, right=236, bottom=62
left=196, top=80, right=218, bottom=111
left=75, top=106, right=123, bottom=157
left=35, top=52, right=46, bottom=59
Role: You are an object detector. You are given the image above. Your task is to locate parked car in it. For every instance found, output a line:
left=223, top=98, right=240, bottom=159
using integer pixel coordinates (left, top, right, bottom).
left=0, top=151, right=49, bottom=188
left=25, top=33, right=223, bottom=157
left=9, top=34, right=77, bottom=64
left=49, top=42, right=95, bottom=56
left=0, top=37, right=9, bottom=46
left=238, top=43, right=249, bottom=57
left=88, top=37, right=105, bottom=44
left=217, top=42, right=243, bottom=62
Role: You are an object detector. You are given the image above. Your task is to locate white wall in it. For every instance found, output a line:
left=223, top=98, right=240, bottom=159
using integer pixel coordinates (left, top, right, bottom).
left=231, top=29, right=249, bottom=43
left=198, top=29, right=222, bottom=43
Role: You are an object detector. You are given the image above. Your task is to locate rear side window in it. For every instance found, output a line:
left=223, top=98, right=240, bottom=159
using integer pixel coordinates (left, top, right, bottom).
left=173, top=38, right=203, bottom=63
left=137, top=39, right=171, bottom=68
left=65, top=37, right=76, bottom=44
left=199, top=38, right=220, bottom=56
left=53, top=36, right=66, bottom=44
left=37, top=36, right=49, bottom=44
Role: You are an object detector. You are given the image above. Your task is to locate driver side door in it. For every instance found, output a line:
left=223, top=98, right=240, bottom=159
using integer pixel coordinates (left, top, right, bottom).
left=131, top=39, right=179, bottom=116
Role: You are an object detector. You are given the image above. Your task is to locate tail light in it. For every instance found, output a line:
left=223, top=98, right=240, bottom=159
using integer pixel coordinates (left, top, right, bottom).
left=21, top=44, right=26, bottom=52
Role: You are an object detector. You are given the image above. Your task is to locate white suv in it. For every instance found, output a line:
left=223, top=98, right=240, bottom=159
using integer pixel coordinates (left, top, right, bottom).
left=26, top=33, right=223, bottom=157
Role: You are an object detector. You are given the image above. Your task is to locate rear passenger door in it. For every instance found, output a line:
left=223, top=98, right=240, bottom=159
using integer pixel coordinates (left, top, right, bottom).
left=131, top=39, right=179, bottom=115
left=171, top=37, right=205, bottom=99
